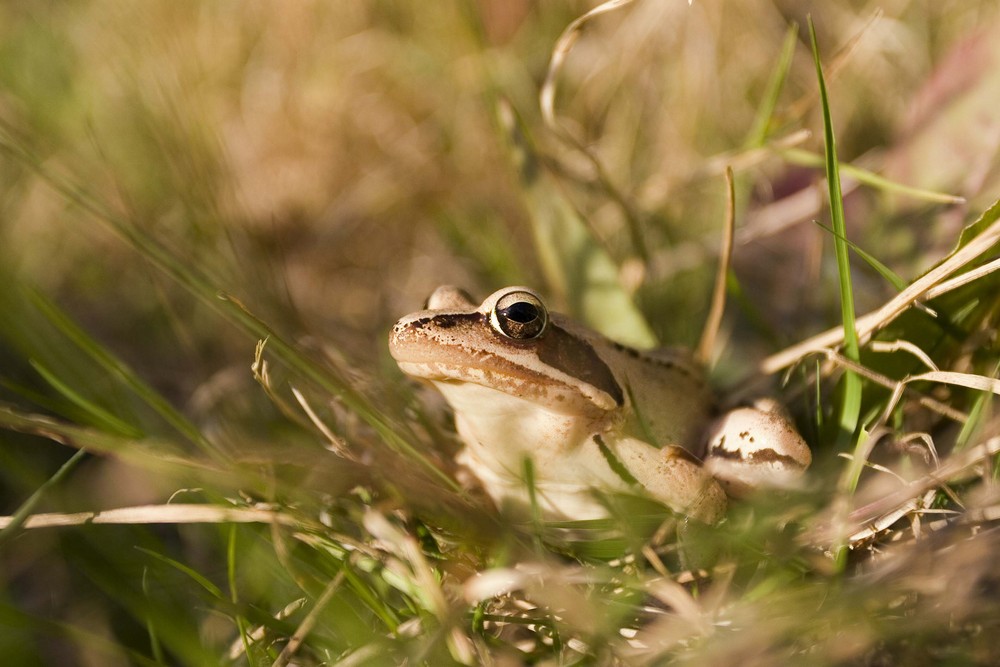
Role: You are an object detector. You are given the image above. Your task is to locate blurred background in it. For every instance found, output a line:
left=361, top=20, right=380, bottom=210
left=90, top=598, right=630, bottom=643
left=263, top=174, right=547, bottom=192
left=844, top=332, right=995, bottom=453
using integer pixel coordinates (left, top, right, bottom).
left=1, top=0, right=1000, bottom=663
left=3, top=1, right=999, bottom=370
left=4, top=1, right=998, bottom=366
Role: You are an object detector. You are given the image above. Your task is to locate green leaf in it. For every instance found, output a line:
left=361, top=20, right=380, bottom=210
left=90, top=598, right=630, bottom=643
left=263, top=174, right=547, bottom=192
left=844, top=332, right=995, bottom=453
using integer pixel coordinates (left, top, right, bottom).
left=948, top=196, right=1000, bottom=256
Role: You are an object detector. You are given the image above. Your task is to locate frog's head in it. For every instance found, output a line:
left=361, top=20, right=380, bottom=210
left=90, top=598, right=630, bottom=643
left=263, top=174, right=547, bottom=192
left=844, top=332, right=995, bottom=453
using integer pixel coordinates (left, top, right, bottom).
left=389, top=286, right=623, bottom=416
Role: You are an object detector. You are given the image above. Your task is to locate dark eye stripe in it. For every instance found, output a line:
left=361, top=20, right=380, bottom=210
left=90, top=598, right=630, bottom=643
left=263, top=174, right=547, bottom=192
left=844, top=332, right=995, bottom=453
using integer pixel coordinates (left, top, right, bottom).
left=535, top=324, right=623, bottom=406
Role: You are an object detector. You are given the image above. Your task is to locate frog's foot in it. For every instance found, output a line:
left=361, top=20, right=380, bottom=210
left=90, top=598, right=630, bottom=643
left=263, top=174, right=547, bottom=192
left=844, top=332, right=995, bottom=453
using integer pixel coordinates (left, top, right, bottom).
left=703, top=399, right=811, bottom=498
left=608, top=437, right=727, bottom=523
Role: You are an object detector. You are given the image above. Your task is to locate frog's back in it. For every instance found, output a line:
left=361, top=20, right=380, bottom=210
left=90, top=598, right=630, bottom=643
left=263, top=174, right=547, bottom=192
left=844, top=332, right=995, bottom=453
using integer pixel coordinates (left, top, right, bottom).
left=608, top=343, right=714, bottom=452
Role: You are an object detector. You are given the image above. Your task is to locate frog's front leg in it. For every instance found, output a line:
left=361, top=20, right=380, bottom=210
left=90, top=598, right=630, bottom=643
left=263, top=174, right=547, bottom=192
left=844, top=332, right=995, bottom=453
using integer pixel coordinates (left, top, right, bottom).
left=602, top=435, right=727, bottom=523
left=702, top=399, right=811, bottom=497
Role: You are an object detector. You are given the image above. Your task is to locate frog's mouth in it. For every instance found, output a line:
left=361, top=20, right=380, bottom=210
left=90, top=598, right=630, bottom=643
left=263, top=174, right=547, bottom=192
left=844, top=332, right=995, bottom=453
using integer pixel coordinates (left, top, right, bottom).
left=393, top=358, right=619, bottom=415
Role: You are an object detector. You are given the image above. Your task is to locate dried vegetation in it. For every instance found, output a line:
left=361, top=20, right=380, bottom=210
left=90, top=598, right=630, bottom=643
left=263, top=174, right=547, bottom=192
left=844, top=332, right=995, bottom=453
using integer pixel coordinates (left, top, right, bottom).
left=1, top=1, right=1000, bottom=664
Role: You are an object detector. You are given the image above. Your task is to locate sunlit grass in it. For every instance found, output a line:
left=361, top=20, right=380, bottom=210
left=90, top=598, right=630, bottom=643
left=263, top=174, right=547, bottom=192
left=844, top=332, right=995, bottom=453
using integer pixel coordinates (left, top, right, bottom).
left=1, top=1, right=1000, bottom=664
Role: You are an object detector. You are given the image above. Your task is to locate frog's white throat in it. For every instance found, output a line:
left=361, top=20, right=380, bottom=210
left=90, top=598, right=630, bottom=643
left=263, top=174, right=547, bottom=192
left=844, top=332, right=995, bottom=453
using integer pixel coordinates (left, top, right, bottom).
left=432, top=380, right=613, bottom=471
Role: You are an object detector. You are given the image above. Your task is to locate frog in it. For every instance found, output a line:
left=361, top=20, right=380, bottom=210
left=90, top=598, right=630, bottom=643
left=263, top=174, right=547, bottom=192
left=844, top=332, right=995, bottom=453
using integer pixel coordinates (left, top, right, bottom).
left=388, top=285, right=811, bottom=523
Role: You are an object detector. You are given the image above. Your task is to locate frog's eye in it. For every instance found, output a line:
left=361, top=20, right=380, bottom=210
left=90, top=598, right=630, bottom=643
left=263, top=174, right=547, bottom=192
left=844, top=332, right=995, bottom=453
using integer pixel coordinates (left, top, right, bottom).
left=491, top=290, right=548, bottom=340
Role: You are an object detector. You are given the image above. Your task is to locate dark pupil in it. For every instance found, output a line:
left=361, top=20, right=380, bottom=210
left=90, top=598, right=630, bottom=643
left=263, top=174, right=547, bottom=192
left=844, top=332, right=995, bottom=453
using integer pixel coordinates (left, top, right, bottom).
left=501, top=302, right=538, bottom=323
left=497, top=299, right=545, bottom=339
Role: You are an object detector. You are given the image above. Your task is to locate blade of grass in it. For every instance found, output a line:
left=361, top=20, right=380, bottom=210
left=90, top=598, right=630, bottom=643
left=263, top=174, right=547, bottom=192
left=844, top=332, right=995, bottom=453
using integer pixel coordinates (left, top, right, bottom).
left=223, top=297, right=460, bottom=491
left=814, top=222, right=907, bottom=291
left=30, top=360, right=144, bottom=439
left=0, top=376, right=118, bottom=433
left=341, top=565, right=402, bottom=633
left=0, top=503, right=308, bottom=530
left=923, top=256, right=1000, bottom=300
left=141, top=568, right=166, bottom=664
left=522, top=456, right=544, bottom=538
left=724, top=24, right=796, bottom=354
left=783, top=147, right=965, bottom=205
left=27, top=288, right=211, bottom=450
left=0, top=447, right=87, bottom=548
left=273, top=571, right=346, bottom=667
left=811, top=16, right=865, bottom=571
left=743, top=23, right=799, bottom=149
left=0, top=402, right=218, bottom=475
left=810, top=16, right=862, bottom=452
left=135, top=546, right=225, bottom=599
left=227, top=525, right=254, bottom=663
left=954, top=361, right=999, bottom=452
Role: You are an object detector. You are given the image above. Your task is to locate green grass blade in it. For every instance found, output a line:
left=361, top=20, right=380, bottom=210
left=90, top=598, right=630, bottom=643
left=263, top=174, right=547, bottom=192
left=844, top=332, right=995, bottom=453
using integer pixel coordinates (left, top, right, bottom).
left=135, top=546, right=225, bottom=599
left=227, top=525, right=256, bottom=663
left=954, top=360, right=999, bottom=452
left=342, top=565, right=401, bottom=633
left=0, top=376, right=110, bottom=430
left=811, top=16, right=867, bottom=573
left=141, top=568, right=166, bottom=664
left=0, top=403, right=206, bottom=474
left=594, top=436, right=640, bottom=487
left=783, top=147, right=964, bottom=204
left=744, top=23, right=798, bottom=149
left=814, top=222, right=907, bottom=291
left=809, top=18, right=863, bottom=456
left=27, top=288, right=211, bottom=449
left=0, top=447, right=88, bottom=548
left=30, top=360, right=144, bottom=439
